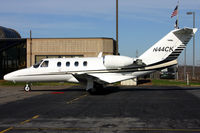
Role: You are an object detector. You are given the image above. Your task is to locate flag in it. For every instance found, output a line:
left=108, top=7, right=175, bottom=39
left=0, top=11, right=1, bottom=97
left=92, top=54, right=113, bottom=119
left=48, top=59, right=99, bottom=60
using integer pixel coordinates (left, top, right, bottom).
left=171, top=5, right=178, bottom=18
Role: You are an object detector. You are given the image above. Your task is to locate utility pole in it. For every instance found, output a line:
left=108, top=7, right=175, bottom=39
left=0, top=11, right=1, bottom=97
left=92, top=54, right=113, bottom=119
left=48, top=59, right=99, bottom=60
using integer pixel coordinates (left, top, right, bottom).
left=116, top=0, right=118, bottom=55
left=193, top=12, right=195, bottom=79
left=186, top=12, right=196, bottom=79
left=30, top=30, right=32, bottom=66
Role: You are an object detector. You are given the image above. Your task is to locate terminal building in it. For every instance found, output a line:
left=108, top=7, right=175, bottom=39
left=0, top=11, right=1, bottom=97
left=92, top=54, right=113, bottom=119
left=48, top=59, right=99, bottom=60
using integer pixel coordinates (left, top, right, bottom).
left=0, top=26, right=117, bottom=79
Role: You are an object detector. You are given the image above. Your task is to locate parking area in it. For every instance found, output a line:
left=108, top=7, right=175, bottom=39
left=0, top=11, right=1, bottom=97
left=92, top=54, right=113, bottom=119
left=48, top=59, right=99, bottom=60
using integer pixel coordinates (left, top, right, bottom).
left=1, top=85, right=200, bottom=133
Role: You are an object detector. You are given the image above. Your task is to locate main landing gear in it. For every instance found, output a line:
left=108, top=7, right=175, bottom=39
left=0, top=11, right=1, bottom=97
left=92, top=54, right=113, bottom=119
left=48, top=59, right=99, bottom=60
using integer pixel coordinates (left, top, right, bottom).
left=24, top=84, right=31, bottom=92
left=86, top=82, right=103, bottom=95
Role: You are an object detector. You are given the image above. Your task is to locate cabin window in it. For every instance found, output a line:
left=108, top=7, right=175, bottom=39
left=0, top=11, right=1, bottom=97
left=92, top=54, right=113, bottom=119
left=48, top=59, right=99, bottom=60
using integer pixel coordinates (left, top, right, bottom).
left=74, top=61, right=79, bottom=67
left=41, top=61, right=49, bottom=67
left=66, top=62, right=70, bottom=67
left=33, top=60, right=43, bottom=68
left=83, top=61, right=87, bottom=66
left=57, top=62, right=61, bottom=67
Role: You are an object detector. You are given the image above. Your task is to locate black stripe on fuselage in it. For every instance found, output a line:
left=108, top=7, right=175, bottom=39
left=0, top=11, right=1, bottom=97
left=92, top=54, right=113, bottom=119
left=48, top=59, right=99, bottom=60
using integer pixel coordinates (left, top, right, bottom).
left=16, top=59, right=177, bottom=78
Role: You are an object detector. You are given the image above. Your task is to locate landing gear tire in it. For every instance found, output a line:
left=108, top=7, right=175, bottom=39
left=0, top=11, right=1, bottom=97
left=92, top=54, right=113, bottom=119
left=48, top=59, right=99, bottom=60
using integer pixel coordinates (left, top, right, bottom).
left=24, top=84, right=31, bottom=92
left=87, top=88, right=97, bottom=95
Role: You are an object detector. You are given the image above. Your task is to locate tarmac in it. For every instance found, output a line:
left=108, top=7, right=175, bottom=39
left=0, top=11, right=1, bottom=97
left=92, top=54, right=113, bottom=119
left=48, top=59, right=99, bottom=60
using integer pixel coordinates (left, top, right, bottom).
left=1, top=85, right=200, bottom=133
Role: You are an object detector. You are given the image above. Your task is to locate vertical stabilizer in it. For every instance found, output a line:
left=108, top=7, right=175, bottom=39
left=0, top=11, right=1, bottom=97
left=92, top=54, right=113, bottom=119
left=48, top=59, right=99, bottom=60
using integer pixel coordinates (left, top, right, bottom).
left=139, top=28, right=197, bottom=65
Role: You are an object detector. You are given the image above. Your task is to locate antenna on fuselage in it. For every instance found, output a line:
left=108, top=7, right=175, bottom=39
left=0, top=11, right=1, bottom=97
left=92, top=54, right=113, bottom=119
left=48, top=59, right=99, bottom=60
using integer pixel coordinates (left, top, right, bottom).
left=98, top=52, right=103, bottom=58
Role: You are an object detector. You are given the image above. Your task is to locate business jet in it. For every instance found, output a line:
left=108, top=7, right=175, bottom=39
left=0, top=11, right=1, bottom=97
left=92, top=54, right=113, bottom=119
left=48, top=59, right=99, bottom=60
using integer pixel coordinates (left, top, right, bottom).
left=4, top=28, right=197, bottom=93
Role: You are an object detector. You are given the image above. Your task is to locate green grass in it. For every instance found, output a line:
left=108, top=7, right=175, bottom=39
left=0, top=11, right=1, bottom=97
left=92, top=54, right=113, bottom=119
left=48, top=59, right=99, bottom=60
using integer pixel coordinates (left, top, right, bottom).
left=1, top=79, right=200, bottom=87
left=0, top=80, right=78, bottom=86
left=152, top=79, right=200, bottom=86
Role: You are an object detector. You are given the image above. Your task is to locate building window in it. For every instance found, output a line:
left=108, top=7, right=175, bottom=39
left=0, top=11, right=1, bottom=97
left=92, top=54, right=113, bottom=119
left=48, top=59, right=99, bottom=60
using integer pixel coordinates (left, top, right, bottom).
left=74, top=61, right=79, bottom=67
left=57, top=62, right=61, bottom=67
left=41, top=61, right=49, bottom=67
left=83, top=61, right=87, bottom=66
left=66, top=62, right=70, bottom=67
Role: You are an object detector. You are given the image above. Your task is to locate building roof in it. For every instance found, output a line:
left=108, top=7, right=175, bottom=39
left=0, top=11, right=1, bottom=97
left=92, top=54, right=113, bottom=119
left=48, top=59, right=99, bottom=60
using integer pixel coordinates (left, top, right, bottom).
left=0, top=26, right=21, bottom=38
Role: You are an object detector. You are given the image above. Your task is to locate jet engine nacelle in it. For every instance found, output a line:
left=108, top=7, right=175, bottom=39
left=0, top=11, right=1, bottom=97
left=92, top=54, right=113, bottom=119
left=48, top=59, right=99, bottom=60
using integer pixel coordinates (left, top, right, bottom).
left=103, top=55, right=134, bottom=69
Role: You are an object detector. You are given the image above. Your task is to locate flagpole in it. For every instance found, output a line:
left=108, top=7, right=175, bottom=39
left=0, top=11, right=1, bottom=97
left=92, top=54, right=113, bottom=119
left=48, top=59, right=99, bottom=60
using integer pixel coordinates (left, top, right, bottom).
left=176, top=0, right=180, bottom=81
left=176, top=0, right=179, bottom=29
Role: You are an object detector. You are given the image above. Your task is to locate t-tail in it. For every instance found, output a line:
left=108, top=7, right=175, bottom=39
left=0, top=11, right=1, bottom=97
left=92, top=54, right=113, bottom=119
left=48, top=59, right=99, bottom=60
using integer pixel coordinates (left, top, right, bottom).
left=139, top=28, right=197, bottom=66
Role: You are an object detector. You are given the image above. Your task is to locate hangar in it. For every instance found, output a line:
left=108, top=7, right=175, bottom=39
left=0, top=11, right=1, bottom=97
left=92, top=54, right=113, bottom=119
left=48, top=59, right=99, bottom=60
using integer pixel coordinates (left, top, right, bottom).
left=0, top=26, right=117, bottom=79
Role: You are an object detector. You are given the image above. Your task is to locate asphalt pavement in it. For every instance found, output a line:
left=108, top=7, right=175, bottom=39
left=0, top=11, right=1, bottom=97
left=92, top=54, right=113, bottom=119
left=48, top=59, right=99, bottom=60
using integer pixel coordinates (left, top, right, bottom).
left=1, top=85, right=200, bottom=133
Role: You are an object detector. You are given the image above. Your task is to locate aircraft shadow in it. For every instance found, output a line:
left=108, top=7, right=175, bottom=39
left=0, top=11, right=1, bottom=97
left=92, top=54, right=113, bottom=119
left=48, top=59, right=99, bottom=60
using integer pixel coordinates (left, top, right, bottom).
left=30, top=85, right=200, bottom=95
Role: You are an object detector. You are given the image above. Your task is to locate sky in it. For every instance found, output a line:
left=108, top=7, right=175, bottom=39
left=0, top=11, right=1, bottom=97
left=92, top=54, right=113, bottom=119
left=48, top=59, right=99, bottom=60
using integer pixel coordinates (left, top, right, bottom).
left=1, top=0, right=200, bottom=65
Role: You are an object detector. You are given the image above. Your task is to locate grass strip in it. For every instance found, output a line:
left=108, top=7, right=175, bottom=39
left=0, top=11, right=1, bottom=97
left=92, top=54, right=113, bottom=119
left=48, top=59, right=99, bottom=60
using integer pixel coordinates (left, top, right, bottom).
left=152, top=79, right=200, bottom=86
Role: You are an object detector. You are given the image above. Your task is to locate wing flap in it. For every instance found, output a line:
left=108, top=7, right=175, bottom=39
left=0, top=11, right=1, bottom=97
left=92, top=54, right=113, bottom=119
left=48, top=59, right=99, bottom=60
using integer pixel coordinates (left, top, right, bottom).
left=73, top=73, right=135, bottom=84
left=89, top=73, right=135, bottom=84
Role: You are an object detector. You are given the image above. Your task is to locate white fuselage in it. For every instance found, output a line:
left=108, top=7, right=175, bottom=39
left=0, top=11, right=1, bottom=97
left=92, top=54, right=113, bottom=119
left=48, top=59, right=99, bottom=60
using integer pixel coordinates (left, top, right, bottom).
left=4, top=57, right=104, bottom=82
left=4, top=56, right=151, bottom=83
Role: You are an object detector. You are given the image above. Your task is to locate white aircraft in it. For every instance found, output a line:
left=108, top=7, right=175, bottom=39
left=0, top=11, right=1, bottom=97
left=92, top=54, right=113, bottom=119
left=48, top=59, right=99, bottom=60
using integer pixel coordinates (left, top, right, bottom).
left=4, top=28, right=197, bottom=93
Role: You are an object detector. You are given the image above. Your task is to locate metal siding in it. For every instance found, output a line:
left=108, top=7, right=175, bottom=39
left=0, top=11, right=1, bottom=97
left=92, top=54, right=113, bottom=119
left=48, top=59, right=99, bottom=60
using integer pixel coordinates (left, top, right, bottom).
left=27, top=38, right=114, bottom=67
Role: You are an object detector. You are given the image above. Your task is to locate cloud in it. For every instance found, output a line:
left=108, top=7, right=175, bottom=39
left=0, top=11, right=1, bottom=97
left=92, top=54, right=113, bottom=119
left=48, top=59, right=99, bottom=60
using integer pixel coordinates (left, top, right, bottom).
left=0, top=0, right=115, bottom=16
left=1, top=0, right=199, bottom=21
left=0, top=14, right=98, bottom=37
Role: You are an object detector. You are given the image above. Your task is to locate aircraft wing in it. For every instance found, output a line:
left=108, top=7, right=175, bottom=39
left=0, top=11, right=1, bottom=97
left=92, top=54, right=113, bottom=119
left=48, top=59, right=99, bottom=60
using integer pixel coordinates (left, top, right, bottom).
left=73, top=73, right=135, bottom=84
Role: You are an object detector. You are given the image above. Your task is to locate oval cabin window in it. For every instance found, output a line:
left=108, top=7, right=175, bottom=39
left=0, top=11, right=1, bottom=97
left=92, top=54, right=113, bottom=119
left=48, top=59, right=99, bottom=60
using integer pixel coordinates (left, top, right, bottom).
left=74, top=61, right=79, bottom=67
left=83, top=61, right=87, bottom=66
left=57, top=62, right=61, bottom=67
left=66, top=62, right=70, bottom=67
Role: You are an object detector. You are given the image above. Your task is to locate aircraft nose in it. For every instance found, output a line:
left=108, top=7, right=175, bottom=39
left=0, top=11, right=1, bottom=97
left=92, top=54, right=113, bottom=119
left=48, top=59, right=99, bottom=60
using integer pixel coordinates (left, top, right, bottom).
left=4, top=73, right=13, bottom=81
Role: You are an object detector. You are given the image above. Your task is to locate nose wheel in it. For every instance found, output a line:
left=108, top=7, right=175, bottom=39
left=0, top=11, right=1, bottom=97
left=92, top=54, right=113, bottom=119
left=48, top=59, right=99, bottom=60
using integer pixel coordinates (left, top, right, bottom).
left=24, top=84, right=31, bottom=92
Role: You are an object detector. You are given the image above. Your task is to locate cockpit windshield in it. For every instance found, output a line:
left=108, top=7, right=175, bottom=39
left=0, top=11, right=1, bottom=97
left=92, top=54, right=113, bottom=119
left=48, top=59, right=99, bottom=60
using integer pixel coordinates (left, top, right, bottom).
left=33, top=60, right=43, bottom=68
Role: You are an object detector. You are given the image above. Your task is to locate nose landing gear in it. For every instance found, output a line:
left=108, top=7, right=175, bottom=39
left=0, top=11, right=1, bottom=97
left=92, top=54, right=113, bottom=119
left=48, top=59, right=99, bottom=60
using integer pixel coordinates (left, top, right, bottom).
left=24, top=84, right=31, bottom=92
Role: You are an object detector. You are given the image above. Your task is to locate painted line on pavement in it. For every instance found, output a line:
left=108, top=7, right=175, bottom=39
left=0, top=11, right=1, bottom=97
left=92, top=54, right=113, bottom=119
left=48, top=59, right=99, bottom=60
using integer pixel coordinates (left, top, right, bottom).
left=66, top=94, right=88, bottom=104
left=20, top=115, right=40, bottom=125
left=0, top=93, right=87, bottom=133
left=0, top=127, right=13, bottom=133
left=0, top=115, right=39, bottom=133
left=51, top=92, right=64, bottom=94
